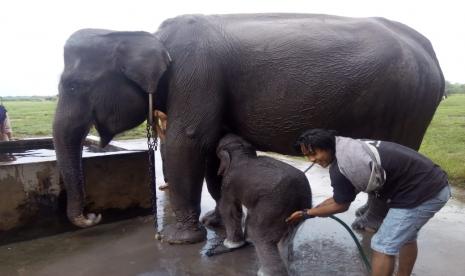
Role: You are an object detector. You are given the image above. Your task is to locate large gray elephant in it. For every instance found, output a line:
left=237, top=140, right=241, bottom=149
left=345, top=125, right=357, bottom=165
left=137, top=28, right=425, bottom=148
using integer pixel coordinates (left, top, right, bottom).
left=216, top=134, right=312, bottom=276
left=53, top=13, right=444, bottom=244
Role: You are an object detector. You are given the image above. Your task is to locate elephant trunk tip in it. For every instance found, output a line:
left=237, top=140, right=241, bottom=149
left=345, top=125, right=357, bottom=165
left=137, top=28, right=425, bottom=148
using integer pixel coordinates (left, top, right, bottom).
left=99, top=136, right=112, bottom=148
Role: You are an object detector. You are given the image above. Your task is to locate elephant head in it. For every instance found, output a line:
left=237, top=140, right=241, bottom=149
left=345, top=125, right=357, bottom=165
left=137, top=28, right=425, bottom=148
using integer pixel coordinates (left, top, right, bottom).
left=216, top=134, right=257, bottom=176
left=53, top=29, right=171, bottom=227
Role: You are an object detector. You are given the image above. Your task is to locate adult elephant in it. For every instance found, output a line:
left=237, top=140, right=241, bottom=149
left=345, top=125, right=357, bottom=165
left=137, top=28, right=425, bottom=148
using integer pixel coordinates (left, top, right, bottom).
left=53, top=13, right=444, bottom=244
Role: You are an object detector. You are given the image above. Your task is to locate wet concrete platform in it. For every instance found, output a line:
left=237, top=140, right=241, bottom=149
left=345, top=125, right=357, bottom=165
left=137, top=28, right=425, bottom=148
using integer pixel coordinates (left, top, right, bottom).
left=1, top=141, right=464, bottom=276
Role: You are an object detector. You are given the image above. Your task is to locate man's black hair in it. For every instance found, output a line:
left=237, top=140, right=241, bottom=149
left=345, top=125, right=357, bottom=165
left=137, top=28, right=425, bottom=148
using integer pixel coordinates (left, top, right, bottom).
left=294, top=129, right=337, bottom=155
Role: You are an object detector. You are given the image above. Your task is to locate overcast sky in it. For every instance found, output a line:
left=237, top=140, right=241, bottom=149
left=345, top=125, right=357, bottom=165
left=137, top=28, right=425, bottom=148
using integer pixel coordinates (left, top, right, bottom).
left=0, top=0, right=463, bottom=96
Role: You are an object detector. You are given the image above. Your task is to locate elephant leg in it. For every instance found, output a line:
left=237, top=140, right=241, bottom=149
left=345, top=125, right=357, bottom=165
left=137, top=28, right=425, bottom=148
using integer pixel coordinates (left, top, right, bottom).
left=248, top=210, right=289, bottom=276
left=160, top=139, right=207, bottom=244
left=253, top=241, right=288, bottom=276
left=355, top=200, right=369, bottom=217
left=219, top=194, right=244, bottom=247
left=159, top=140, right=169, bottom=190
left=352, top=194, right=389, bottom=232
left=200, top=153, right=223, bottom=228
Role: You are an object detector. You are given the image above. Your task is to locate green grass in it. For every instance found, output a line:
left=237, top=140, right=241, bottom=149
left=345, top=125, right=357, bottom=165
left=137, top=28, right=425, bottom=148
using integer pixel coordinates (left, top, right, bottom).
left=5, top=101, right=57, bottom=138
left=419, top=94, right=465, bottom=188
left=5, top=100, right=146, bottom=140
left=4, top=95, right=465, bottom=187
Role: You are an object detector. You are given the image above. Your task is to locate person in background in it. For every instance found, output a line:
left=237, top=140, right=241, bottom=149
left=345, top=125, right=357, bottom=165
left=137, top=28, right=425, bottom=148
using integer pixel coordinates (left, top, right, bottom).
left=154, top=110, right=169, bottom=190
left=0, top=103, right=13, bottom=141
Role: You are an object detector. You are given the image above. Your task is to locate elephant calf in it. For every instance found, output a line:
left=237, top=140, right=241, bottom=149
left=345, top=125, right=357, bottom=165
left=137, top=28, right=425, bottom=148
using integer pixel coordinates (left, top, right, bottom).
left=216, top=134, right=312, bottom=276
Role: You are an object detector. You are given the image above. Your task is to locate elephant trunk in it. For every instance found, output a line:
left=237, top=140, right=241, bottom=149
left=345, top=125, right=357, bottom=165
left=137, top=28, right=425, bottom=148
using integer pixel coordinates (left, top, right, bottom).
left=52, top=100, right=101, bottom=228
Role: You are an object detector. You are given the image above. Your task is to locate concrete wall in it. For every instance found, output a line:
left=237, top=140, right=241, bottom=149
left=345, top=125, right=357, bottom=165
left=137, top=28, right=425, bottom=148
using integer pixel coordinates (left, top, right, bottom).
left=0, top=141, right=152, bottom=244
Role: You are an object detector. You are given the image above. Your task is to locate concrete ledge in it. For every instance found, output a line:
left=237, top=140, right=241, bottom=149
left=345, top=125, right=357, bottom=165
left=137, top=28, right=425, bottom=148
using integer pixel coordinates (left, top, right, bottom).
left=0, top=137, right=152, bottom=245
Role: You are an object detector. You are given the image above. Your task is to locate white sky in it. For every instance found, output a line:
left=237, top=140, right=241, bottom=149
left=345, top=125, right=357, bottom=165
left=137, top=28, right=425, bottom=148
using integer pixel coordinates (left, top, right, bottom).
left=0, top=0, right=464, bottom=96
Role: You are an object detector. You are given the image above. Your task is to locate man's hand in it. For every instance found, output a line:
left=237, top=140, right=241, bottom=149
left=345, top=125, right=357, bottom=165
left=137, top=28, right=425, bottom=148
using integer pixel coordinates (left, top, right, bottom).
left=285, top=210, right=305, bottom=224
left=153, top=110, right=167, bottom=141
left=285, top=209, right=313, bottom=224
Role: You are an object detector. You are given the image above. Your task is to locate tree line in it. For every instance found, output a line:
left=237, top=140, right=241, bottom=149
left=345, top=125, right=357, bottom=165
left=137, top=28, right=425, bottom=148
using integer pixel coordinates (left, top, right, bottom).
left=0, top=96, right=57, bottom=102
left=1, top=81, right=464, bottom=100
left=446, top=81, right=465, bottom=95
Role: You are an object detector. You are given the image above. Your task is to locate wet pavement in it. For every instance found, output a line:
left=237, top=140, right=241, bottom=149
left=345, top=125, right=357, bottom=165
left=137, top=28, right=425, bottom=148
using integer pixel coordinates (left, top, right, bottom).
left=1, top=141, right=464, bottom=276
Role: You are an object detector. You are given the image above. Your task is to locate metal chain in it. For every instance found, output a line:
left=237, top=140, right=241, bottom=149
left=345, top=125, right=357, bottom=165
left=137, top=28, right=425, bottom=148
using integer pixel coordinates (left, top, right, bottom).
left=146, top=122, right=158, bottom=231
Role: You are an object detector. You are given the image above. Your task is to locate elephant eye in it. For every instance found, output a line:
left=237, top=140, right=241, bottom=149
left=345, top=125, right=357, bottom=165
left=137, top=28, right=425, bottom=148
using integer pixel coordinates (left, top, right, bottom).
left=63, top=79, right=87, bottom=93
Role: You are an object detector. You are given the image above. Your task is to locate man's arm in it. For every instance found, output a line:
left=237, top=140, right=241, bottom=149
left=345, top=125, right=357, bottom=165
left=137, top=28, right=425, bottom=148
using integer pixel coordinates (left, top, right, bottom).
left=314, top=197, right=336, bottom=208
left=286, top=197, right=350, bottom=223
left=307, top=197, right=350, bottom=217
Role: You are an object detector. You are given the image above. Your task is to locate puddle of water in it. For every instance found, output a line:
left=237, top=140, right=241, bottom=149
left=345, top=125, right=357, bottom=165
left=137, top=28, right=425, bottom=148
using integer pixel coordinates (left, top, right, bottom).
left=1, top=148, right=56, bottom=159
left=0, top=144, right=131, bottom=165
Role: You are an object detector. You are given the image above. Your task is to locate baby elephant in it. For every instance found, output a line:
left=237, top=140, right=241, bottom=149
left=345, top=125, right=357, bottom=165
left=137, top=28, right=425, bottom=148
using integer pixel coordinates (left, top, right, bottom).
left=216, top=134, right=312, bottom=276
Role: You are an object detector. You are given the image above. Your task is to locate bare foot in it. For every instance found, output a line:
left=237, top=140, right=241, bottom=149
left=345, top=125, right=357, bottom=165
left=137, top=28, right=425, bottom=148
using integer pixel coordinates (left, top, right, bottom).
left=159, top=182, right=169, bottom=191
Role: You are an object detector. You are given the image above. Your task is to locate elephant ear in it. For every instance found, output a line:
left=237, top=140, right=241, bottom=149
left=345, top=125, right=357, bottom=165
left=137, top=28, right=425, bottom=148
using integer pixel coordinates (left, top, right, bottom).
left=217, top=150, right=231, bottom=176
left=116, top=34, right=171, bottom=94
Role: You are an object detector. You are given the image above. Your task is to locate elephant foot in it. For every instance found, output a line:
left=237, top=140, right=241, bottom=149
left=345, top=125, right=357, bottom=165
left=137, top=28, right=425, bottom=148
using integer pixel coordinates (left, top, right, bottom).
left=224, top=239, right=246, bottom=249
left=351, top=215, right=382, bottom=233
left=161, top=211, right=206, bottom=244
left=200, top=209, right=223, bottom=229
left=355, top=202, right=369, bottom=217
left=159, top=182, right=169, bottom=191
left=161, top=222, right=206, bottom=244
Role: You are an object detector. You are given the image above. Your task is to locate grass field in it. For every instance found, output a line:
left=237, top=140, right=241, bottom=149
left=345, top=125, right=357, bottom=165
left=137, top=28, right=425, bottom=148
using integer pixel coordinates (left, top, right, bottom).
left=4, top=100, right=147, bottom=140
left=4, top=94, right=465, bottom=187
left=419, top=94, right=465, bottom=188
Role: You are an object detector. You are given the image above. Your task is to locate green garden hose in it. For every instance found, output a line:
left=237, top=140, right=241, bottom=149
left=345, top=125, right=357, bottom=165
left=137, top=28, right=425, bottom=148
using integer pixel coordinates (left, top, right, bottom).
left=303, top=162, right=371, bottom=272
left=328, top=215, right=372, bottom=273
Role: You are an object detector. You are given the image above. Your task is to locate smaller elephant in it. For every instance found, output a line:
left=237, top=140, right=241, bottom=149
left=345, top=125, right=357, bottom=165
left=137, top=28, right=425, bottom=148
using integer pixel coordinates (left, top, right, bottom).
left=216, top=134, right=312, bottom=276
